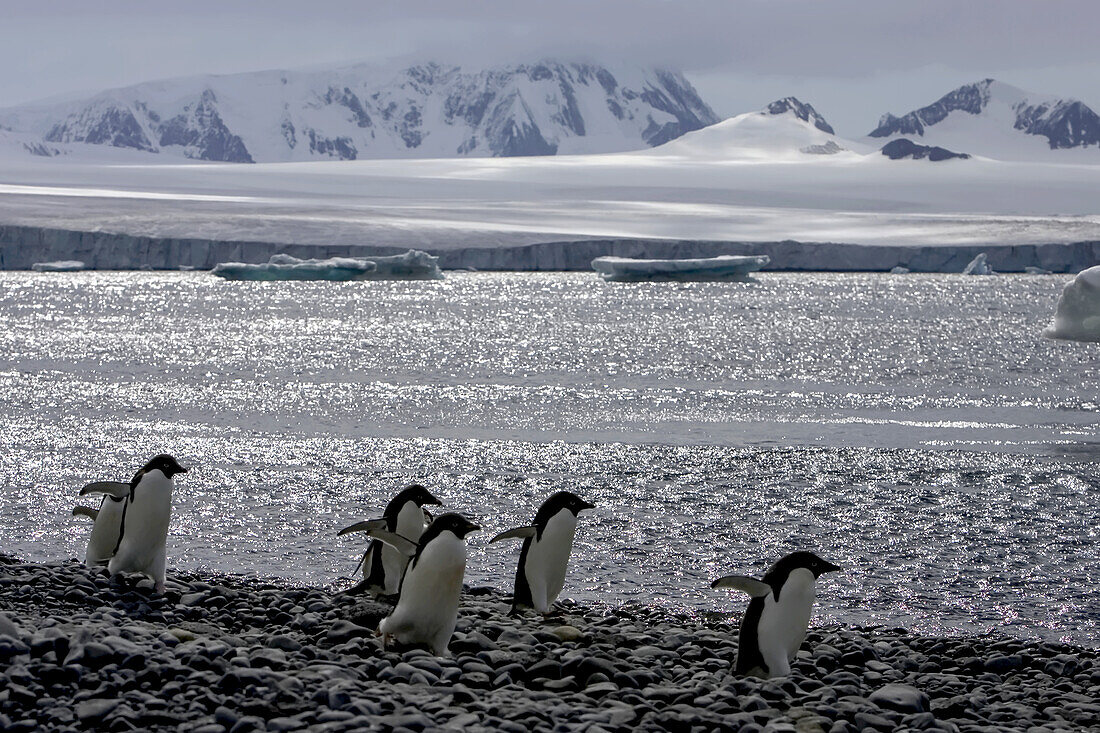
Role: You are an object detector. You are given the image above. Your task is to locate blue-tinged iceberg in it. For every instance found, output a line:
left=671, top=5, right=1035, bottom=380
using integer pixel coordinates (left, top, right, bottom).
left=1043, top=265, right=1100, bottom=342
left=591, top=254, right=769, bottom=282
left=31, top=260, right=85, bottom=272
left=211, top=250, right=444, bottom=281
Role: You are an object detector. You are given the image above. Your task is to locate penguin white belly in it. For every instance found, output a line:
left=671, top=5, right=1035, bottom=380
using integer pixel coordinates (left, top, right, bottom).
left=382, top=501, right=428, bottom=593
left=85, top=498, right=125, bottom=566
left=108, top=473, right=173, bottom=584
left=524, top=510, right=578, bottom=612
left=757, top=569, right=816, bottom=677
left=380, top=534, right=466, bottom=655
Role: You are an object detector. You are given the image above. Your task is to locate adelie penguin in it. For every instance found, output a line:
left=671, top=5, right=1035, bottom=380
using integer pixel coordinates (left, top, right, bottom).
left=99, top=454, right=188, bottom=593
left=337, top=484, right=441, bottom=595
left=712, top=551, right=841, bottom=678
left=490, top=491, right=595, bottom=614
left=73, top=479, right=132, bottom=566
left=358, top=513, right=481, bottom=655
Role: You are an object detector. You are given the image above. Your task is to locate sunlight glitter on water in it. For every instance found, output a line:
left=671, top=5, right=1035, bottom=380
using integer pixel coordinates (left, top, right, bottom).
left=0, top=271, right=1096, bottom=644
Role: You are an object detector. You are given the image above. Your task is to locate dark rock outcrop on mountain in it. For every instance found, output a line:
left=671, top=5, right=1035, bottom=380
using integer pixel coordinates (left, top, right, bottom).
left=43, top=91, right=253, bottom=163
left=766, top=97, right=835, bottom=134
left=870, top=82, right=989, bottom=138
left=6, top=61, right=719, bottom=162
left=881, top=139, right=970, bottom=161
left=1014, top=99, right=1100, bottom=149
left=44, top=101, right=158, bottom=153
left=870, top=79, right=1100, bottom=150
left=157, top=90, right=253, bottom=163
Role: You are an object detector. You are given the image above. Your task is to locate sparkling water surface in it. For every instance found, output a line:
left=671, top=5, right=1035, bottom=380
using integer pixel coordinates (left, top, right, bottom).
left=0, top=271, right=1096, bottom=645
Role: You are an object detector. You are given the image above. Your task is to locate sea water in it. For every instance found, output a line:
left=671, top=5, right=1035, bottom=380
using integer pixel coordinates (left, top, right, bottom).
left=0, top=271, right=1096, bottom=644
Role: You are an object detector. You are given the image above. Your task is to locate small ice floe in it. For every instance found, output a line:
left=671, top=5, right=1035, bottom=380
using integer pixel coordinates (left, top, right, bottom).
left=1042, top=265, right=1100, bottom=342
left=890, top=266, right=911, bottom=274
left=212, top=250, right=444, bottom=281
left=591, top=255, right=770, bottom=282
left=1025, top=266, right=1053, bottom=275
left=31, top=260, right=85, bottom=272
left=962, top=253, right=995, bottom=275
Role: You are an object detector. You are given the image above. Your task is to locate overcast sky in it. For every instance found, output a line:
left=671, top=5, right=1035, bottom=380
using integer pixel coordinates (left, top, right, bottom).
left=3, top=0, right=1098, bottom=135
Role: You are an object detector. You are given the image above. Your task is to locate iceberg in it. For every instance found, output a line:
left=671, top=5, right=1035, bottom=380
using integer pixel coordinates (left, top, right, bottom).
left=31, top=260, right=85, bottom=272
left=1042, top=266, right=1100, bottom=342
left=211, top=250, right=444, bottom=281
left=362, top=250, right=445, bottom=280
left=962, top=253, right=996, bottom=275
left=212, top=255, right=376, bottom=281
left=591, top=254, right=769, bottom=282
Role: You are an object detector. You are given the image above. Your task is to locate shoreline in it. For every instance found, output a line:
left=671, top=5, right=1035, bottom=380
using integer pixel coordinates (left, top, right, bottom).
left=2, top=224, right=1098, bottom=273
left=1, top=556, right=1096, bottom=732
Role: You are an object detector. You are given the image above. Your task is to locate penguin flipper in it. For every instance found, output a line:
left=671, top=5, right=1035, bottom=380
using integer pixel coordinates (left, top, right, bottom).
left=711, top=575, right=771, bottom=597
left=352, top=543, right=376, bottom=577
left=72, top=505, right=100, bottom=520
left=489, top=526, right=537, bottom=544
left=361, top=529, right=417, bottom=557
left=337, top=518, right=388, bottom=537
left=79, top=481, right=130, bottom=499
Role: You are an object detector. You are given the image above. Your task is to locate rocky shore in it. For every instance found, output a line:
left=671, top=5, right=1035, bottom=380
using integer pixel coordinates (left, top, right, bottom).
left=0, top=556, right=1096, bottom=732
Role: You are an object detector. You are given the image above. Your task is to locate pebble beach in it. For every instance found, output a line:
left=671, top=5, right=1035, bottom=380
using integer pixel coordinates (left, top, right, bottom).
left=1, top=555, right=1097, bottom=732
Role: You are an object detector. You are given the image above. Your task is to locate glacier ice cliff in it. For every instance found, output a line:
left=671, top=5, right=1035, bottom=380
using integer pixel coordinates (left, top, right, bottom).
left=1, top=225, right=1097, bottom=274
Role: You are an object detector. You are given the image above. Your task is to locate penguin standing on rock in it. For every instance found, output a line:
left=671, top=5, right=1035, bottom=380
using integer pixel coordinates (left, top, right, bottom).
left=361, top=513, right=481, bottom=655
left=337, top=484, right=441, bottom=595
left=490, top=491, right=595, bottom=614
left=712, top=551, right=841, bottom=678
left=107, top=454, right=188, bottom=593
left=73, top=480, right=131, bottom=566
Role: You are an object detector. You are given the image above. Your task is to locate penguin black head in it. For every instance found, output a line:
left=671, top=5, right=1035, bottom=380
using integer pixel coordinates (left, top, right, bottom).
left=388, top=484, right=442, bottom=515
left=770, top=551, right=841, bottom=580
left=142, top=454, right=189, bottom=478
left=426, top=513, right=481, bottom=540
left=536, top=491, right=596, bottom=525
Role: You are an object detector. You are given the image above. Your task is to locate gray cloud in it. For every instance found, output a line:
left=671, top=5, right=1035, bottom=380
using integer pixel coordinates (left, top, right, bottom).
left=2, top=0, right=1098, bottom=134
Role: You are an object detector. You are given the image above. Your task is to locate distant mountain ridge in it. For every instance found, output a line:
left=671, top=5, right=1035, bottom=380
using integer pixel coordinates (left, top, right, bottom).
left=4, top=71, right=1100, bottom=164
left=869, top=79, right=1100, bottom=150
left=0, top=61, right=719, bottom=163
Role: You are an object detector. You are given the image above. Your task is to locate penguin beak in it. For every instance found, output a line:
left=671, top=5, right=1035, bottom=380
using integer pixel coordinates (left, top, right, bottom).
left=580, top=500, right=596, bottom=511
left=466, top=521, right=481, bottom=534
left=821, top=560, right=842, bottom=573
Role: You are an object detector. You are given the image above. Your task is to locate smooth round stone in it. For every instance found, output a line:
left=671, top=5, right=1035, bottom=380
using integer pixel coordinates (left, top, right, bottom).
left=267, top=635, right=301, bottom=652
left=869, top=683, right=930, bottom=714
left=551, top=626, right=584, bottom=642
left=75, top=698, right=120, bottom=722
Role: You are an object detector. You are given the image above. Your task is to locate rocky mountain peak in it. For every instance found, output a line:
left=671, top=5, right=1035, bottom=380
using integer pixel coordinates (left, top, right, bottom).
left=869, top=79, right=1100, bottom=150
left=764, top=97, right=835, bottom=134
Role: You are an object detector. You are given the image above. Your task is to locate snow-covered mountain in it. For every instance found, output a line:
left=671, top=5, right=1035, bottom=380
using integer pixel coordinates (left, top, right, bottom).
left=868, top=79, right=1100, bottom=158
left=653, top=97, right=860, bottom=159
left=0, top=61, right=719, bottom=163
